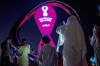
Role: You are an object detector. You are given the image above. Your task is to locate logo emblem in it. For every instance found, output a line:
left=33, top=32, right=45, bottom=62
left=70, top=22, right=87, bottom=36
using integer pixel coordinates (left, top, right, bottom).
left=42, top=6, right=48, bottom=16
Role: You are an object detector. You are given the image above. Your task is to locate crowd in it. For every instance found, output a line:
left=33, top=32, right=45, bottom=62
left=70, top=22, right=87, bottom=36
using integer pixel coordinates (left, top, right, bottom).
left=0, top=15, right=100, bottom=66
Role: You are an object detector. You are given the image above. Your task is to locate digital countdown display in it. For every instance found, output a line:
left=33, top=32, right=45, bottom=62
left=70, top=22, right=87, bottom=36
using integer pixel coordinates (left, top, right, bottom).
left=15, top=1, right=79, bottom=52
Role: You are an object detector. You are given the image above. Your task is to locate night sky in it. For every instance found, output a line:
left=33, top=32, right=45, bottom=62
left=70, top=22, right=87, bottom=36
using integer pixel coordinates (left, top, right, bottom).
left=0, top=0, right=100, bottom=58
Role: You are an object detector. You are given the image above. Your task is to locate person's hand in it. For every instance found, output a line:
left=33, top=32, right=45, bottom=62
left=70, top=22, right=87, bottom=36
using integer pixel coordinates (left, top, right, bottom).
left=39, top=61, right=42, bottom=65
left=56, top=46, right=59, bottom=52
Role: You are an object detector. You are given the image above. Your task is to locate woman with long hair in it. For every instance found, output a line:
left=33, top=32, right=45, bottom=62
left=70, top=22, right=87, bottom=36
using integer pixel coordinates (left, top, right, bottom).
left=1, top=37, right=11, bottom=66
left=90, top=25, right=100, bottom=66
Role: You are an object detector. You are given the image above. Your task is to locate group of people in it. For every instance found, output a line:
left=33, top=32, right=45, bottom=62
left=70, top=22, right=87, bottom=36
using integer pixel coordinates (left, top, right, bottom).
left=0, top=15, right=100, bottom=66
left=0, top=37, right=30, bottom=66
left=56, top=15, right=88, bottom=66
left=56, top=15, right=100, bottom=66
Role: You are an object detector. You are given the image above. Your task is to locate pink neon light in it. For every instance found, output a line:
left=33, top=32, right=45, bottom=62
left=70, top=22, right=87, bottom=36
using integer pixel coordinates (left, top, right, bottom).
left=45, top=2, right=71, bottom=15
left=16, top=2, right=71, bottom=51
left=16, top=12, right=35, bottom=44
left=34, top=5, right=57, bottom=51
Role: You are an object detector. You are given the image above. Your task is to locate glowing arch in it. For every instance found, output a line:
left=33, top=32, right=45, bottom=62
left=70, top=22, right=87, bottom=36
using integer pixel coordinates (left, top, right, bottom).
left=15, top=1, right=80, bottom=52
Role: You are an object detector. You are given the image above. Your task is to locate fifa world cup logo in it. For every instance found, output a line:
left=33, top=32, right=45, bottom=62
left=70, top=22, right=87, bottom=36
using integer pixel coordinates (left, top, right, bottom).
left=42, top=6, right=48, bottom=16
left=16, top=2, right=72, bottom=53
left=34, top=5, right=57, bottom=52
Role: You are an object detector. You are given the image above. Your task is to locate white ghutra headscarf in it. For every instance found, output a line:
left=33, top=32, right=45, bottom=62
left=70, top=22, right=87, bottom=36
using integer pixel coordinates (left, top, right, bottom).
left=66, top=15, right=87, bottom=55
left=57, top=15, right=87, bottom=57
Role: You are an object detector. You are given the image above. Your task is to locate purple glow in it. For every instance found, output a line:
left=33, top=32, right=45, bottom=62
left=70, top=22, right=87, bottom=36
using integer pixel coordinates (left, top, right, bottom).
left=16, top=12, right=35, bottom=45
left=34, top=5, right=57, bottom=51
left=16, top=2, right=72, bottom=51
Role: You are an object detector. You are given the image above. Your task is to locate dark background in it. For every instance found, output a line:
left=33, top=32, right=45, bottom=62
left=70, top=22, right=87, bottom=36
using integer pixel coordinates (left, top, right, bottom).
left=0, top=0, right=100, bottom=61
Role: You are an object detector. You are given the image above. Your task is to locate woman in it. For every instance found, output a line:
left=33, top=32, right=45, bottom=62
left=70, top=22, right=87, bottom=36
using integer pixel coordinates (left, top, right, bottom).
left=90, top=25, right=100, bottom=66
left=56, top=15, right=88, bottom=66
left=1, top=37, right=11, bottom=66
left=18, top=39, right=30, bottom=66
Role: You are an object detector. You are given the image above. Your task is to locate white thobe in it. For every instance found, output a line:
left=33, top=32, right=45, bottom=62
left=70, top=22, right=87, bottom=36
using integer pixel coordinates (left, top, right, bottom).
left=56, top=15, right=88, bottom=66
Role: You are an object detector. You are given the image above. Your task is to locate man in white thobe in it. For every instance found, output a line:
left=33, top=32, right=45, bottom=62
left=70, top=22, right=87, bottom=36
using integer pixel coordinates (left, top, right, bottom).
left=56, top=15, right=88, bottom=66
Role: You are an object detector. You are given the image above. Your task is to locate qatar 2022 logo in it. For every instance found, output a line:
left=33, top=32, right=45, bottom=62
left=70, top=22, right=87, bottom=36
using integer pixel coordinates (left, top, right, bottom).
left=10, top=1, right=80, bottom=52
